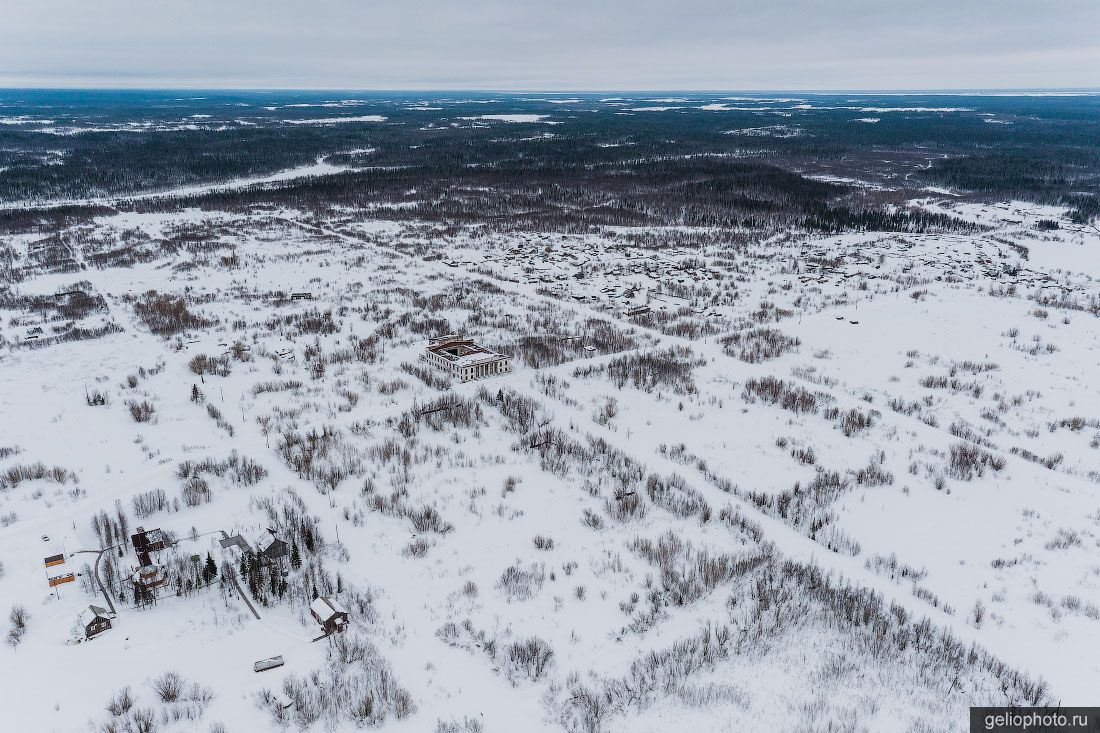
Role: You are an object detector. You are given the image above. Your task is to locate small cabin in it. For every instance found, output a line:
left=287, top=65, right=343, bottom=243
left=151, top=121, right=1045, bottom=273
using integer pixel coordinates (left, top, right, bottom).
left=254, top=531, right=290, bottom=565
left=79, top=605, right=112, bottom=639
left=310, top=596, right=349, bottom=635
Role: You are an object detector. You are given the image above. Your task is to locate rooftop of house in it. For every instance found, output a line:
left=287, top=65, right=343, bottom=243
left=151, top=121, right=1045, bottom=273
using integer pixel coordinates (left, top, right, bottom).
left=254, top=532, right=284, bottom=552
left=310, top=596, right=348, bottom=620
left=79, top=605, right=110, bottom=626
left=133, top=527, right=166, bottom=544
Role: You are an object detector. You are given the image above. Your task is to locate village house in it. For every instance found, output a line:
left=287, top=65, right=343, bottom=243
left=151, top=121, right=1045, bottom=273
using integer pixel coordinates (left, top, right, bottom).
left=422, top=334, right=512, bottom=382
left=310, top=596, right=349, bottom=635
left=79, top=605, right=112, bottom=639
left=130, top=562, right=168, bottom=598
left=131, top=526, right=168, bottom=554
left=254, top=530, right=290, bottom=567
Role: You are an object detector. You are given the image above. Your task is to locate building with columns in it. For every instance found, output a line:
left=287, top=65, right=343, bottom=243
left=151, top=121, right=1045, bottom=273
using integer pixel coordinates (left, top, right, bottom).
left=423, top=334, right=512, bottom=382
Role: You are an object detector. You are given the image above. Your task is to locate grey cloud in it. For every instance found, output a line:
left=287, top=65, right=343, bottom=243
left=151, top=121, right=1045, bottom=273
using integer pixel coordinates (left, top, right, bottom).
left=1, top=0, right=1097, bottom=88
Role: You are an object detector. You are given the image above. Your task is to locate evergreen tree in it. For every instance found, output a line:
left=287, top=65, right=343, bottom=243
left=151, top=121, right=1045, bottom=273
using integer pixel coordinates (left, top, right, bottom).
left=290, top=540, right=302, bottom=570
left=203, top=553, right=218, bottom=583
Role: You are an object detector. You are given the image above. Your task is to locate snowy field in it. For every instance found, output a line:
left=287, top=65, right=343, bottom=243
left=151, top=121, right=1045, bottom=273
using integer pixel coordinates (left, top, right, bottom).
left=1, top=187, right=1098, bottom=732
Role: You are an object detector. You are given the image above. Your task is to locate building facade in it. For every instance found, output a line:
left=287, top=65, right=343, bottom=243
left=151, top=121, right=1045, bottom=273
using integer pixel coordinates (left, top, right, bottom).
left=423, top=334, right=512, bottom=382
left=79, top=605, right=112, bottom=639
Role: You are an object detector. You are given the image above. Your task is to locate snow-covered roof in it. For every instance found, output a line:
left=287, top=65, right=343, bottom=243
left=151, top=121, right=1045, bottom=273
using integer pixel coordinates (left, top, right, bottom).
left=79, top=605, right=109, bottom=627
left=254, top=533, right=277, bottom=552
left=310, top=596, right=347, bottom=621
left=452, top=351, right=508, bottom=367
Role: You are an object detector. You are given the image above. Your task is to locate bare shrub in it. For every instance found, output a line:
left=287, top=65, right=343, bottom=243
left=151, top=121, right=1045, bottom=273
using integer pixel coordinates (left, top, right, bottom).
left=105, top=687, right=135, bottom=716
left=188, top=354, right=231, bottom=377
left=853, top=454, right=894, bottom=486
left=946, top=443, right=1006, bottom=481
left=132, top=488, right=169, bottom=518
left=581, top=508, right=605, bottom=530
left=129, top=707, right=158, bottom=733
left=7, top=604, right=29, bottom=647
left=407, top=505, right=454, bottom=534
left=436, top=717, right=484, bottom=733
left=497, top=563, right=546, bottom=601
left=575, top=346, right=703, bottom=394
left=742, top=376, right=827, bottom=414
left=403, top=537, right=430, bottom=558
left=400, top=361, right=452, bottom=390
left=504, top=637, right=555, bottom=681
left=126, top=399, right=155, bottom=423
left=645, top=473, right=709, bottom=519
left=533, top=534, right=555, bottom=550
left=0, top=462, right=75, bottom=490
left=837, top=407, right=876, bottom=437
left=181, top=477, right=212, bottom=507
left=177, top=453, right=268, bottom=486
left=264, top=632, right=414, bottom=727
left=152, top=671, right=185, bottom=702
left=86, top=388, right=109, bottom=406
left=604, top=491, right=647, bottom=523
left=132, top=291, right=213, bottom=337
left=720, top=327, right=800, bottom=363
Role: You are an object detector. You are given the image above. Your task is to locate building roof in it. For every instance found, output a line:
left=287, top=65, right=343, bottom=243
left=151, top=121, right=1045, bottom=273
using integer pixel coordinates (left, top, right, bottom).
left=426, top=334, right=509, bottom=367
left=79, top=605, right=110, bottom=627
left=219, top=534, right=250, bottom=551
left=131, top=565, right=165, bottom=585
left=254, top=532, right=280, bottom=552
left=133, top=527, right=167, bottom=546
left=310, top=596, right=348, bottom=621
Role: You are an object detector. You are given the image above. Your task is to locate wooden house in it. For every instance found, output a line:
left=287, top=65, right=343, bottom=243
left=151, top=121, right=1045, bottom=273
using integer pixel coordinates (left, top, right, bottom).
left=254, top=531, right=290, bottom=566
left=79, top=605, right=112, bottom=639
left=132, top=526, right=168, bottom=554
left=130, top=564, right=167, bottom=591
left=310, top=596, right=349, bottom=635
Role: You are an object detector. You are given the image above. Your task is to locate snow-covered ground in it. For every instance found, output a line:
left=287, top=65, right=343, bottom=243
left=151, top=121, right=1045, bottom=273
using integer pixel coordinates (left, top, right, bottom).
left=1, top=194, right=1098, bottom=731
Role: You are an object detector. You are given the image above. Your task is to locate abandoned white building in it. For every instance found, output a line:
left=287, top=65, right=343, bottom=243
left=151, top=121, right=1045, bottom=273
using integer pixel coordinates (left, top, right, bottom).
left=423, top=334, right=512, bottom=382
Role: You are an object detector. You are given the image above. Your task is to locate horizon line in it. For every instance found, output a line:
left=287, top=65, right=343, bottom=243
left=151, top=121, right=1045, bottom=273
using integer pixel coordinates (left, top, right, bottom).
left=1, top=85, right=1099, bottom=95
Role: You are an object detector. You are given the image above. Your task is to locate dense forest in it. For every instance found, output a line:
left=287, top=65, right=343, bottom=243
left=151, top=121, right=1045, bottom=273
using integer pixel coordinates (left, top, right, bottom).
left=1, top=90, right=1097, bottom=233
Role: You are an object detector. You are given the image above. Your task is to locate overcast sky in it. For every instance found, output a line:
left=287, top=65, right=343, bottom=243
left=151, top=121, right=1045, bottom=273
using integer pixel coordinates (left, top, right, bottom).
left=3, top=0, right=1098, bottom=90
